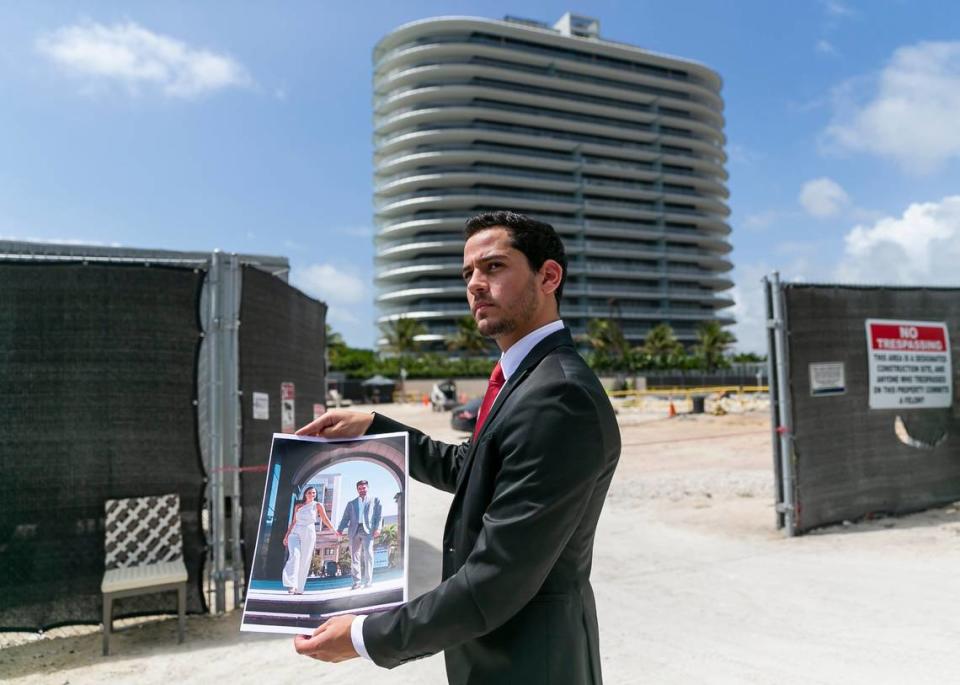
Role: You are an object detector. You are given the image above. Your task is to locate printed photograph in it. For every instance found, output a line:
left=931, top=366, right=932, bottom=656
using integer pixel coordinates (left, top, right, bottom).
left=241, top=432, right=408, bottom=634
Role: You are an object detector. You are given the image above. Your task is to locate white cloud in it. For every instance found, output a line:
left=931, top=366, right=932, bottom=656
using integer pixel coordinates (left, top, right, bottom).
left=834, top=195, right=960, bottom=285
left=816, top=39, right=837, bottom=56
left=292, top=263, right=366, bottom=305
left=742, top=210, right=784, bottom=231
left=799, top=177, right=850, bottom=218
left=336, top=226, right=375, bottom=239
left=822, top=0, right=854, bottom=18
left=824, top=41, right=960, bottom=173
left=0, top=234, right=119, bottom=247
left=36, top=21, right=251, bottom=98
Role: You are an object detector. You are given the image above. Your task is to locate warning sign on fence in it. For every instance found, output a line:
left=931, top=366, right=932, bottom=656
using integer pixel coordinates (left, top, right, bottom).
left=281, top=382, right=296, bottom=432
left=865, top=319, right=952, bottom=409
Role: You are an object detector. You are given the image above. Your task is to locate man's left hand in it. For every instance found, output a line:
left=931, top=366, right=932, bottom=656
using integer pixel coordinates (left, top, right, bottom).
left=373, top=529, right=381, bottom=539
left=293, top=615, right=359, bottom=663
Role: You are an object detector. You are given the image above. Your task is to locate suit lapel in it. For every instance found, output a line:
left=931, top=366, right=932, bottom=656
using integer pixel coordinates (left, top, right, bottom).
left=456, top=328, right=574, bottom=492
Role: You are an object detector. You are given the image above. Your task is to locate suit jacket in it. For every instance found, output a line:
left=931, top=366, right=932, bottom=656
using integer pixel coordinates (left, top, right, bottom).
left=337, top=496, right=382, bottom=538
left=363, top=327, right=621, bottom=684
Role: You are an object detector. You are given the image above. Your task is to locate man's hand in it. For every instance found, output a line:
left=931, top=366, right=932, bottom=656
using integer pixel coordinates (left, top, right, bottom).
left=293, top=614, right=359, bottom=663
left=295, top=410, right=374, bottom=439
left=373, top=529, right=381, bottom=539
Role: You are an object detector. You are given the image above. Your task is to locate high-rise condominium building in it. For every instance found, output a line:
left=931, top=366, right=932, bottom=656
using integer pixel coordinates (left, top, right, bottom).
left=373, top=13, right=733, bottom=351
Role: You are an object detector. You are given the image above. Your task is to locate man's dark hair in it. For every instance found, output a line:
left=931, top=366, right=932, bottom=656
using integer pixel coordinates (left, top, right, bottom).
left=464, top=211, right=567, bottom=308
left=356, top=480, right=368, bottom=487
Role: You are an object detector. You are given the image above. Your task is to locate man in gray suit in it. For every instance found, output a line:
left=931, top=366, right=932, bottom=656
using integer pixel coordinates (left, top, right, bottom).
left=337, top=480, right=382, bottom=589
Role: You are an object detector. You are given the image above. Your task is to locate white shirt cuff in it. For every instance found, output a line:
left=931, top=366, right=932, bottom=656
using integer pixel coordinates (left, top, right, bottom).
left=350, top=614, right=372, bottom=661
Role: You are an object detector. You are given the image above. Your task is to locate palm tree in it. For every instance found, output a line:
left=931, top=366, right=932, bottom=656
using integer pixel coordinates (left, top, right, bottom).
left=325, top=323, right=345, bottom=349
left=377, top=523, right=401, bottom=568
left=447, top=315, right=489, bottom=357
left=380, top=315, right=426, bottom=356
left=642, top=323, right=684, bottom=368
left=692, top=320, right=735, bottom=371
left=584, top=318, right=631, bottom=369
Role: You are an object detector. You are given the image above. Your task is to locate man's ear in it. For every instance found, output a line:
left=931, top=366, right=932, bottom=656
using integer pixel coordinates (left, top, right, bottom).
left=540, top=259, right=563, bottom=295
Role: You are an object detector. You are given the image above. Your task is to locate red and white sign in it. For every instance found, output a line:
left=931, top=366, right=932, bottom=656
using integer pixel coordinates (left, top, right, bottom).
left=281, top=382, right=296, bottom=432
left=865, top=319, right=952, bottom=409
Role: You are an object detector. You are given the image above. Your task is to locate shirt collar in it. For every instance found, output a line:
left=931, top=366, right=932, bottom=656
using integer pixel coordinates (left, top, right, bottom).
left=500, top=319, right=565, bottom=381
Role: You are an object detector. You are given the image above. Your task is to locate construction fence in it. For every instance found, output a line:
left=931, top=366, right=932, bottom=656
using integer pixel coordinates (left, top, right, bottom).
left=0, top=243, right=325, bottom=631
left=766, top=276, right=960, bottom=535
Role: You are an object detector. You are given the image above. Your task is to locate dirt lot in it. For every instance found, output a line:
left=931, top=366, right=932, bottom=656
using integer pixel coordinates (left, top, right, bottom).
left=4, top=401, right=960, bottom=684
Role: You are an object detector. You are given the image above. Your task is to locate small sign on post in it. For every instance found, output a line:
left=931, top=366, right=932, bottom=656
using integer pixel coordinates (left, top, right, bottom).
left=281, top=382, right=296, bottom=432
left=865, top=319, right=952, bottom=409
left=809, top=362, right=845, bottom=396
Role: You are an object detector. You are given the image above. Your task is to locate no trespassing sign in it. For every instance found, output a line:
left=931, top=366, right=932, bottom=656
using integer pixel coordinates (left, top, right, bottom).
left=865, top=319, right=952, bottom=410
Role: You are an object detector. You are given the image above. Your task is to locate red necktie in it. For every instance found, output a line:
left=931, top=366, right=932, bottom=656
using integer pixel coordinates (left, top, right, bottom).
left=473, top=361, right=505, bottom=439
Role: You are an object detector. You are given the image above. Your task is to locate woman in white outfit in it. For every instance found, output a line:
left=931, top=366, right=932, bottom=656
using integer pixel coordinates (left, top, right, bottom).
left=282, top=486, right=336, bottom=594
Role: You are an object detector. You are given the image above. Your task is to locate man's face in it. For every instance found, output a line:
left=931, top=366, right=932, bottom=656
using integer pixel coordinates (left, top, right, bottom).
left=356, top=483, right=368, bottom=498
left=462, top=227, right=540, bottom=345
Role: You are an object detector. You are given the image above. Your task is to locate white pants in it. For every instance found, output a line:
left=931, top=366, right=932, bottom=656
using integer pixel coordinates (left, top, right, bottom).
left=282, top=525, right=316, bottom=592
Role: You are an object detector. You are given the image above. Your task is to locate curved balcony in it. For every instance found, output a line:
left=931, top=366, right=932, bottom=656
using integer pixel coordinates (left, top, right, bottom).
left=374, top=21, right=723, bottom=101
left=374, top=128, right=728, bottom=182
left=375, top=58, right=724, bottom=129
left=375, top=77, right=725, bottom=143
left=375, top=106, right=726, bottom=162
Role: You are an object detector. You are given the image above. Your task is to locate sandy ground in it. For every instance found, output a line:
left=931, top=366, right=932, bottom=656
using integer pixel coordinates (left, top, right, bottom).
left=4, top=400, right=960, bottom=684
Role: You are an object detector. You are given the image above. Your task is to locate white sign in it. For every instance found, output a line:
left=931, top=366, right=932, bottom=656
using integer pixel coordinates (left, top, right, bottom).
left=252, top=392, right=270, bottom=420
left=865, top=319, right=952, bottom=409
left=809, top=362, right=845, bottom=396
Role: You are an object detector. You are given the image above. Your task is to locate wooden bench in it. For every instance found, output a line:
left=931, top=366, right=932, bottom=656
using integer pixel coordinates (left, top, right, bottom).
left=101, top=493, right=188, bottom=656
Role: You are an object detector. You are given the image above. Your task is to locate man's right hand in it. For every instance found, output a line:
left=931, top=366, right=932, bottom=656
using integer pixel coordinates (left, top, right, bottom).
left=295, top=410, right=374, bottom=439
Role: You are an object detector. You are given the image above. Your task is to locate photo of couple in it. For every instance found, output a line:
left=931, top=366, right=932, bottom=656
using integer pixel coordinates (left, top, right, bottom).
left=241, top=432, right=408, bottom=634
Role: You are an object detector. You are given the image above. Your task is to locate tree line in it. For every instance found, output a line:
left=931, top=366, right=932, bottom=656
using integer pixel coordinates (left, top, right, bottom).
left=328, top=317, right=763, bottom=379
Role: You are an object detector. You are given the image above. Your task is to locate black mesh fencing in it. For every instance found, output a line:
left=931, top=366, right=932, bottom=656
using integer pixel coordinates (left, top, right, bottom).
left=784, top=284, right=960, bottom=533
left=238, top=266, right=326, bottom=583
left=0, top=262, right=207, bottom=630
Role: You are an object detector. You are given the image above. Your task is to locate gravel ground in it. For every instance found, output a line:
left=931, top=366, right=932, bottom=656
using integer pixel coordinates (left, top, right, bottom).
left=3, top=402, right=959, bottom=684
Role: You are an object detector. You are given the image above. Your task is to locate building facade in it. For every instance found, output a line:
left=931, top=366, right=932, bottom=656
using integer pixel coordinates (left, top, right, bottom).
left=373, top=13, right=733, bottom=351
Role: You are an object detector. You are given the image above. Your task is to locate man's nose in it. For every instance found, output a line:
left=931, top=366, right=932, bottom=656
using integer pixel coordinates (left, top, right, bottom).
left=466, top=269, right=487, bottom=295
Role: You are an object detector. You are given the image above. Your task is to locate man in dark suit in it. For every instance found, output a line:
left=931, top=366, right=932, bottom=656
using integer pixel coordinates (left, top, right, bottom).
left=294, top=211, right=621, bottom=684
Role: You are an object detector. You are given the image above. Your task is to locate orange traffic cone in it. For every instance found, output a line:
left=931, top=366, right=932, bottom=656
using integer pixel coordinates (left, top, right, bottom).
left=422, top=394, right=429, bottom=406
left=668, top=401, right=677, bottom=418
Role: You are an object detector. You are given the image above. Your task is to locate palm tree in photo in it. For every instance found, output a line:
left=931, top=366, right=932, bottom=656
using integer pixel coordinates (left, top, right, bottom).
left=448, top=315, right=489, bottom=357
left=377, top=523, right=400, bottom=568
left=692, top=320, right=736, bottom=371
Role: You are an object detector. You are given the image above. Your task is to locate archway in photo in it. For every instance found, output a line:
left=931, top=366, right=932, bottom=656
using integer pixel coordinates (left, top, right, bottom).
left=259, top=437, right=406, bottom=587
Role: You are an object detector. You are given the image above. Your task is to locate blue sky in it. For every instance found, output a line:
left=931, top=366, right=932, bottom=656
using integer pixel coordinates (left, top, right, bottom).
left=3, top=1, right=960, bottom=352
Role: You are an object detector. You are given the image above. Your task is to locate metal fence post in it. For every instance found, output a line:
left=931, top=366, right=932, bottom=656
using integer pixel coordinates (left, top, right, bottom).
left=224, top=254, right=245, bottom=608
left=207, top=251, right=244, bottom=613
left=207, top=251, right=226, bottom=612
left=767, top=272, right=796, bottom=536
